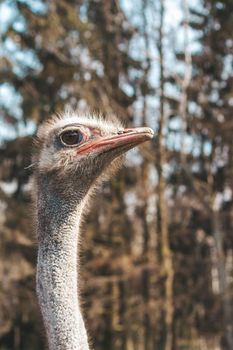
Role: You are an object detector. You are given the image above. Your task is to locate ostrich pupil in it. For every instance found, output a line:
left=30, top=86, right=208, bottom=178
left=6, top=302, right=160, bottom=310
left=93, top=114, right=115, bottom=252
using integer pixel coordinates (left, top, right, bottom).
left=61, top=130, right=83, bottom=146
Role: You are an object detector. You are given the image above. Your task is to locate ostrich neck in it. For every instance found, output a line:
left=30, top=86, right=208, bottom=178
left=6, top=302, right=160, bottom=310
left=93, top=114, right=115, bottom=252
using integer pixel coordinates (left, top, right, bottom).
left=36, top=180, right=90, bottom=350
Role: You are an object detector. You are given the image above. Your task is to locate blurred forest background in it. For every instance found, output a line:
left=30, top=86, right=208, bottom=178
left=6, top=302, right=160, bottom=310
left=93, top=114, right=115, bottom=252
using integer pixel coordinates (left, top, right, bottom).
left=0, top=0, right=233, bottom=349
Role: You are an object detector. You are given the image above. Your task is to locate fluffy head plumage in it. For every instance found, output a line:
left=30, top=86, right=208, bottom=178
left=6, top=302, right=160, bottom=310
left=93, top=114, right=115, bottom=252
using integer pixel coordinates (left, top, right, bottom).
left=36, top=110, right=123, bottom=145
left=32, top=109, right=153, bottom=201
left=32, top=111, right=127, bottom=200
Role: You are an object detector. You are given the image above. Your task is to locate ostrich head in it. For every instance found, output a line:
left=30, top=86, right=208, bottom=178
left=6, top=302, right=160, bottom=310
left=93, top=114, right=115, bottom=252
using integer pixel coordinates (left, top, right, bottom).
left=34, top=111, right=154, bottom=199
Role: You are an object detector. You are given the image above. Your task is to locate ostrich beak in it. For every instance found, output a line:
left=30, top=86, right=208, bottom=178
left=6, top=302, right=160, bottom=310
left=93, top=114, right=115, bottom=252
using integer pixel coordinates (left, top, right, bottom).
left=78, top=127, right=154, bottom=155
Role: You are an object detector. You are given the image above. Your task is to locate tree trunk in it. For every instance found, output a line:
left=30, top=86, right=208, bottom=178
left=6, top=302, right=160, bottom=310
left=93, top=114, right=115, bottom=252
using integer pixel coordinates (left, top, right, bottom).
left=212, top=209, right=233, bottom=350
left=157, top=1, right=174, bottom=349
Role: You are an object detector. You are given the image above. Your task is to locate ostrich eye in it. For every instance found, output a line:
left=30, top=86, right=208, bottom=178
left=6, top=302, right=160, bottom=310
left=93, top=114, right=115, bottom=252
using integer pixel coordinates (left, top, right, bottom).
left=60, top=130, right=83, bottom=146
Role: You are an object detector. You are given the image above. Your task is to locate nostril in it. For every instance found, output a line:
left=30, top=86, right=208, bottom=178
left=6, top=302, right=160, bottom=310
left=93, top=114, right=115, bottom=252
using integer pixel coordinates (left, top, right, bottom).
left=116, top=129, right=134, bottom=135
left=123, top=128, right=134, bottom=134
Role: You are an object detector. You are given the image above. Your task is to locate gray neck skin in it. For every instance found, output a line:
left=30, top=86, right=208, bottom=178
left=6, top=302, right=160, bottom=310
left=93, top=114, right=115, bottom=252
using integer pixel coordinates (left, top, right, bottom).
left=36, top=177, right=90, bottom=350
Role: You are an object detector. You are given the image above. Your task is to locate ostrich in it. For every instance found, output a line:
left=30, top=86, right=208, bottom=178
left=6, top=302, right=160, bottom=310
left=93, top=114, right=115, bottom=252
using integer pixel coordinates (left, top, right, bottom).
left=33, top=111, right=154, bottom=350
